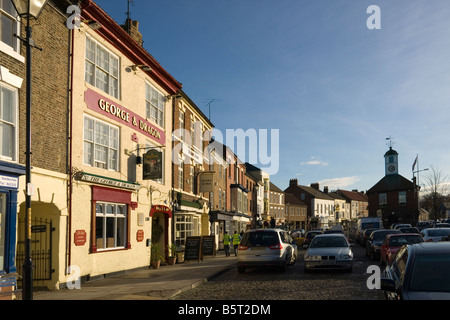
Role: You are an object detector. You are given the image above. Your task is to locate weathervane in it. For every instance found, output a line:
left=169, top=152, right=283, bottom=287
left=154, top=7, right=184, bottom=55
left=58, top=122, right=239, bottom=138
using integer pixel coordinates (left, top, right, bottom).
left=386, top=136, right=395, bottom=148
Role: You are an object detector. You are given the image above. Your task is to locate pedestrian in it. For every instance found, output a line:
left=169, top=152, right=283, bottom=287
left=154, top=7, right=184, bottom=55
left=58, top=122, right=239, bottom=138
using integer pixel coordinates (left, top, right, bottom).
left=223, top=231, right=231, bottom=257
left=232, top=231, right=241, bottom=256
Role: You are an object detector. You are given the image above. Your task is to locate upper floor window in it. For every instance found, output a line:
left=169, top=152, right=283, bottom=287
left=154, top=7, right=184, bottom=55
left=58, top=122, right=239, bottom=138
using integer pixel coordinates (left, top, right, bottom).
left=85, top=37, right=119, bottom=99
left=379, top=193, right=387, bottom=206
left=0, top=83, right=16, bottom=161
left=145, top=82, right=165, bottom=128
left=399, top=191, right=406, bottom=205
left=0, top=1, right=19, bottom=52
left=84, top=115, right=119, bottom=171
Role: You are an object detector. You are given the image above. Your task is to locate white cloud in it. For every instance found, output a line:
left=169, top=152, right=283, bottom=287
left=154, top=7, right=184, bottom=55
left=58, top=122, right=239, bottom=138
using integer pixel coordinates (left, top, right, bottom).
left=301, top=157, right=328, bottom=166
left=318, top=176, right=360, bottom=190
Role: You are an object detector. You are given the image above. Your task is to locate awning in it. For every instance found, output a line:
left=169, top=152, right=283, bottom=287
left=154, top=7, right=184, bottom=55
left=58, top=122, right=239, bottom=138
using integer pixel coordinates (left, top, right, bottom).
left=150, top=205, right=172, bottom=218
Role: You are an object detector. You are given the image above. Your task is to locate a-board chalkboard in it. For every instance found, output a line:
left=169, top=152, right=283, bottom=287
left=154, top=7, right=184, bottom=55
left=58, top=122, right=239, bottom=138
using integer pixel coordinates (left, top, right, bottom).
left=185, top=236, right=202, bottom=261
left=202, top=236, right=215, bottom=257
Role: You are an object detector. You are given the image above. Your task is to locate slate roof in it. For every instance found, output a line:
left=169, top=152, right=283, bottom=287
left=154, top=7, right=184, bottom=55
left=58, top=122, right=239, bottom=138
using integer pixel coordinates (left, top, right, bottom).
left=285, top=193, right=307, bottom=207
left=367, top=174, right=416, bottom=193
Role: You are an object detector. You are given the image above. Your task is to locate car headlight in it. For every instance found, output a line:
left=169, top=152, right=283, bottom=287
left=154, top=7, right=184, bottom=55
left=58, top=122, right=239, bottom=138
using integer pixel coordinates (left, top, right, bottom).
left=304, top=254, right=321, bottom=261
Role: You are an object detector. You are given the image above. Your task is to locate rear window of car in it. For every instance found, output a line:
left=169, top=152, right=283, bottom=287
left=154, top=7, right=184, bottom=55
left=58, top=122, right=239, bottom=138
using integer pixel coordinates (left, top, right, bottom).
left=241, top=231, right=280, bottom=247
left=389, top=235, right=423, bottom=246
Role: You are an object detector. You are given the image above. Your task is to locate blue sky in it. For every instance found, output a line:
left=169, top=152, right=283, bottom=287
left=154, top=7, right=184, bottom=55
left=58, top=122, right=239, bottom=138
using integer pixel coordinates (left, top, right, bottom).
left=93, top=0, right=450, bottom=192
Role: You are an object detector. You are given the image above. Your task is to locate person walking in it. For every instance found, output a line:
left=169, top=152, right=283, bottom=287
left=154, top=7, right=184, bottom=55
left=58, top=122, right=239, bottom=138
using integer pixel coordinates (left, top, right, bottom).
left=223, top=231, right=231, bottom=257
left=232, top=231, right=241, bottom=256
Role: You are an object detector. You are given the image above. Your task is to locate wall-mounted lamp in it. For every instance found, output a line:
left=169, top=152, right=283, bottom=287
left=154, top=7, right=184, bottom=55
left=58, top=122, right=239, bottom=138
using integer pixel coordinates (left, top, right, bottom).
left=82, top=19, right=102, bottom=30
left=130, top=64, right=152, bottom=72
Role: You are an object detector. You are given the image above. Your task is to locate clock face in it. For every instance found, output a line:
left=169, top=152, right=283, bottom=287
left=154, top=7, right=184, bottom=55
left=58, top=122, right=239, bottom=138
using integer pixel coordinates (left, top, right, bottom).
left=388, top=165, right=396, bottom=172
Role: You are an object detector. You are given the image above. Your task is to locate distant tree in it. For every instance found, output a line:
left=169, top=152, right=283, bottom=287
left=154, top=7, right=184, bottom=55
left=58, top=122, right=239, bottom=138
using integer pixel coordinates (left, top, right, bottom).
left=420, top=166, right=449, bottom=220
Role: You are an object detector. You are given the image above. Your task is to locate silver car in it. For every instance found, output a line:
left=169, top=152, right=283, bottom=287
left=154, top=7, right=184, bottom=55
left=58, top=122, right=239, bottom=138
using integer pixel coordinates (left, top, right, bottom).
left=421, top=228, right=450, bottom=242
left=304, top=234, right=353, bottom=272
left=237, top=229, right=298, bottom=273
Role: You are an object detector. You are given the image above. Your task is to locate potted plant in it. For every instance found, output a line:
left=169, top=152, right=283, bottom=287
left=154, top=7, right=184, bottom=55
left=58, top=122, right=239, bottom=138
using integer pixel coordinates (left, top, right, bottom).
left=150, top=243, right=165, bottom=269
left=167, top=243, right=177, bottom=265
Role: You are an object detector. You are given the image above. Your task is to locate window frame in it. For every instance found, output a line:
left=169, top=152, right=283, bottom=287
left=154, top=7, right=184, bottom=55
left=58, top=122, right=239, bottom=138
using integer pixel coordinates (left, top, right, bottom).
left=95, top=201, right=128, bottom=251
left=145, top=82, right=165, bottom=128
left=0, top=82, right=18, bottom=162
left=85, top=36, right=120, bottom=99
left=83, top=114, right=120, bottom=171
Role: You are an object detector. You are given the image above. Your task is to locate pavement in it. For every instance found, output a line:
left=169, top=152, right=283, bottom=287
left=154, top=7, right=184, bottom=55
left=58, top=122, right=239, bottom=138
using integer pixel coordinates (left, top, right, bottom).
left=33, top=251, right=237, bottom=300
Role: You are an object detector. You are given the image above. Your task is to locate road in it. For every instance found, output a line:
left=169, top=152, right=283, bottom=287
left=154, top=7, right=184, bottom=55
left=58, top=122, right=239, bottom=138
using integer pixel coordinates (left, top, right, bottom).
left=173, top=242, right=381, bottom=300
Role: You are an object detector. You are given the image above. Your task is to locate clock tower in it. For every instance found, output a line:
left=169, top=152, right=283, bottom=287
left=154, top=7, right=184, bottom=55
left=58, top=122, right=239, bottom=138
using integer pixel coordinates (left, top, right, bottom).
left=384, top=147, right=399, bottom=175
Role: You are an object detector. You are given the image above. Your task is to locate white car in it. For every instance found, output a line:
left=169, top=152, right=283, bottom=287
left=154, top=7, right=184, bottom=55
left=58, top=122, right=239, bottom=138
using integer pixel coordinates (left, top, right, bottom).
left=237, top=229, right=298, bottom=273
left=421, top=228, right=450, bottom=242
left=304, top=234, right=353, bottom=272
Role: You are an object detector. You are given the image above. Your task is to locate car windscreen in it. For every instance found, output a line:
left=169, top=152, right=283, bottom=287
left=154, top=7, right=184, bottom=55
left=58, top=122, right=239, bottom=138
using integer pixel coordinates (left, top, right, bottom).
left=362, top=222, right=381, bottom=229
left=373, top=231, right=398, bottom=241
left=241, top=232, right=279, bottom=247
left=427, top=229, right=450, bottom=237
left=310, top=237, right=348, bottom=248
left=409, top=254, right=450, bottom=292
left=389, top=235, right=423, bottom=246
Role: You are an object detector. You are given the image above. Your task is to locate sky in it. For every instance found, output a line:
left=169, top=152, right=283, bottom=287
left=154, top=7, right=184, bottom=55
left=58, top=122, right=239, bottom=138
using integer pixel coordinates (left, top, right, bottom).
left=92, top=0, right=450, bottom=193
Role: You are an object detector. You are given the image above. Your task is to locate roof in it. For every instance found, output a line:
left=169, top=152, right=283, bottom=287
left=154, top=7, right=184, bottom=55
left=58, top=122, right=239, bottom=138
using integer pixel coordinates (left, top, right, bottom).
left=384, top=147, right=399, bottom=157
left=367, top=174, right=415, bottom=193
left=284, top=184, right=334, bottom=201
left=285, top=193, right=307, bottom=207
left=270, top=182, right=284, bottom=193
left=337, top=189, right=368, bottom=202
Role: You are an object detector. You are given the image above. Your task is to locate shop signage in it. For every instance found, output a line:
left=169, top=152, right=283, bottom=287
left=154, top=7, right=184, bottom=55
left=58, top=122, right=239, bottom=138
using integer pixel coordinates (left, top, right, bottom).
left=150, top=205, right=172, bottom=218
left=199, top=172, right=214, bottom=193
left=143, top=149, right=162, bottom=180
left=84, top=88, right=165, bottom=145
left=136, top=230, right=144, bottom=242
left=0, top=175, right=18, bottom=189
left=74, top=230, right=87, bottom=246
left=76, top=172, right=140, bottom=191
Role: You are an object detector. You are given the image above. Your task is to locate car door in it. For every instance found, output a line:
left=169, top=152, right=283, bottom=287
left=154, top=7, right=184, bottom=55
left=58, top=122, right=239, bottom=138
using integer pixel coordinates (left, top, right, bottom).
left=388, top=247, right=409, bottom=300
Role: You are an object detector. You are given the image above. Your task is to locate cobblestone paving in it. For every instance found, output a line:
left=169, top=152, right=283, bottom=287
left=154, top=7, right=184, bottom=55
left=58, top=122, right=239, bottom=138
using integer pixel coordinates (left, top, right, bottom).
left=174, top=244, right=381, bottom=300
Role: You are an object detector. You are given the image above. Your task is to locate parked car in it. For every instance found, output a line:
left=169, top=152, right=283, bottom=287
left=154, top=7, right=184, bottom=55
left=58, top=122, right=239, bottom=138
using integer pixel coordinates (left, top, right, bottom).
left=304, top=234, right=353, bottom=273
left=237, top=229, right=297, bottom=273
left=398, top=227, right=421, bottom=234
left=393, top=224, right=412, bottom=229
left=435, top=223, right=450, bottom=228
left=302, top=230, right=322, bottom=248
left=416, top=221, right=432, bottom=231
left=366, top=229, right=401, bottom=260
left=421, top=228, right=450, bottom=242
left=360, top=228, right=377, bottom=248
left=380, top=242, right=450, bottom=300
left=380, top=233, right=424, bottom=266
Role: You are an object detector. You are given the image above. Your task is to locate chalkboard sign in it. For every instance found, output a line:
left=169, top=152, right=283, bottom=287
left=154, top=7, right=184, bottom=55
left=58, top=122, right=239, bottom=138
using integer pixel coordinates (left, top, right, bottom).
left=185, top=236, right=202, bottom=261
left=202, top=236, right=215, bottom=257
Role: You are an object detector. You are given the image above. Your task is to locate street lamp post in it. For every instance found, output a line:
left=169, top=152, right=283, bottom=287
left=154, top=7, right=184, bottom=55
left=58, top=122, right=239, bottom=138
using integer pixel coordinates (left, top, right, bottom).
left=11, top=0, right=49, bottom=300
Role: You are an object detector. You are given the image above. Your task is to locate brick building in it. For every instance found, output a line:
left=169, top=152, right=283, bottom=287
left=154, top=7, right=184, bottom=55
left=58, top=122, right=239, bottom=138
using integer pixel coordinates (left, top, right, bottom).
left=0, top=0, right=74, bottom=295
left=367, top=147, right=419, bottom=227
left=171, top=90, right=213, bottom=246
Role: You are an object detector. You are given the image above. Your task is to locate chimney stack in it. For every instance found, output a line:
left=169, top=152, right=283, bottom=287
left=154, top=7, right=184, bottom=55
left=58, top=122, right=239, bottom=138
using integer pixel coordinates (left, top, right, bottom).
left=311, top=183, right=319, bottom=190
left=289, top=179, right=298, bottom=187
left=121, top=18, right=143, bottom=46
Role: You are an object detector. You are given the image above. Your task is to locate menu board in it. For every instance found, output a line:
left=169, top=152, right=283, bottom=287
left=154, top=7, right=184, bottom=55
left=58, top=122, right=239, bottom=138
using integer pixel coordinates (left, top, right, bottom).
left=185, top=236, right=202, bottom=261
left=202, top=236, right=215, bottom=257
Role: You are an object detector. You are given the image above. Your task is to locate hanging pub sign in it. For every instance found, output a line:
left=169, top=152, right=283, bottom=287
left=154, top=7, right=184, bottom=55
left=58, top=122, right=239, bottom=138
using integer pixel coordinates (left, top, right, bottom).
left=143, top=149, right=162, bottom=180
left=199, top=172, right=214, bottom=193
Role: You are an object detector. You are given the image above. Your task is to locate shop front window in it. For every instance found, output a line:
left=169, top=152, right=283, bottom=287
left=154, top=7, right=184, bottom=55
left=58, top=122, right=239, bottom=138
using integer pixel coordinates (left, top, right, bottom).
left=175, top=215, right=193, bottom=246
left=95, top=202, right=127, bottom=250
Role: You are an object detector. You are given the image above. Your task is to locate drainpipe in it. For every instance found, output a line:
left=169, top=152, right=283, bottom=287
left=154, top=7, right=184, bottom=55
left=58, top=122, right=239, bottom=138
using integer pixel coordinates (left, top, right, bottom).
left=67, top=20, right=75, bottom=275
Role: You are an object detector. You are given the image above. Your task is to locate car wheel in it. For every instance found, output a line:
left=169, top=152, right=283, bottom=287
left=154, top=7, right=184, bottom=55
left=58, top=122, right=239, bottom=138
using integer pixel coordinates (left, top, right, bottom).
left=237, top=266, right=246, bottom=274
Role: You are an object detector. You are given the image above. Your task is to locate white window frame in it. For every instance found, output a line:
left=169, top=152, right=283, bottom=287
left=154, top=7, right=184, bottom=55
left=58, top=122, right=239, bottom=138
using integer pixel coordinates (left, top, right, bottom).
left=145, top=82, right=165, bottom=128
left=95, top=202, right=127, bottom=250
left=83, top=114, right=119, bottom=171
left=0, top=1, right=23, bottom=62
left=0, top=82, right=17, bottom=161
left=85, top=36, right=120, bottom=99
